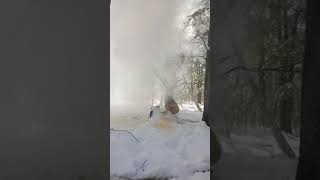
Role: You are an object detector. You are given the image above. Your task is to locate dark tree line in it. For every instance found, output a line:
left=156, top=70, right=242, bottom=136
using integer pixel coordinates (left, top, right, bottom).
left=204, top=0, right=320, bottom=179
left=211, top=0, right=305, bottom=136
left=200, top=0, right=307, bottom=163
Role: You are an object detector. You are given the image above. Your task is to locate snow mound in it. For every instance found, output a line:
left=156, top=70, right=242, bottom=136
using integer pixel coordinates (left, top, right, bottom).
left=110, top=112, right=210, bottom=179
left=170, top=171, right=210, bottom=180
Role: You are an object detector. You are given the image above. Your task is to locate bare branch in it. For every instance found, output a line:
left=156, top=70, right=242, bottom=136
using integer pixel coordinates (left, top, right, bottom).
left=217, top=55, right=231, bottom=64
left=176, top=82, right=204, bottom=88
left=110, top=128, right=140, bottom=143
left=224, top=65, right=302, bottom=74
left=200, top=36, right=209, bottom=52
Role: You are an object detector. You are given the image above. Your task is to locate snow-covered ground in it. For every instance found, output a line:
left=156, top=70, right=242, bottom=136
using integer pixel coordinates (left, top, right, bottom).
left=110, top=103, right=210, bottom=180
left=179, top=102, right=204, bottom=112
left=220, top=130, right=300, bottom=158
left=214, top=154, right=298, bottom=180
left=110, top=102, right=300, bottom=180
left=215, top=129, right=300, bottom=180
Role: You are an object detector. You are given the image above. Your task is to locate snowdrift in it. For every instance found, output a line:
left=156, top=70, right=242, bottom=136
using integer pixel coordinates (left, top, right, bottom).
left=110, top=109, right=210, bottom=179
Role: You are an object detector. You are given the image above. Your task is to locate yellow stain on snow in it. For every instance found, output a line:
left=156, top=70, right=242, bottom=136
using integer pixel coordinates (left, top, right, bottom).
left=152, top=112, right=176, bottom=133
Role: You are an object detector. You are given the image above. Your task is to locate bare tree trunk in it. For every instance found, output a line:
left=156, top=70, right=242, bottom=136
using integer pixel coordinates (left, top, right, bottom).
left=271, top=118, right=297, bottom=159
left=278, top=0, right=294, bottom=134
left=194, top=101, right=203, bottom=112
left=197, top=90, right=202, bottom=104
left=296, top=0, right=320, bottom=179
left=279, top=97, right=293, bottom=133
left=202, top=57, right=210, bottom=125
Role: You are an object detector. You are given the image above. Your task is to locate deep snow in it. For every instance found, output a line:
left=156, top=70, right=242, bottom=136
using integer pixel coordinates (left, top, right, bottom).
left=110, top=103, right=210, bottom=180
left=110, top=102, right=300, bottom=180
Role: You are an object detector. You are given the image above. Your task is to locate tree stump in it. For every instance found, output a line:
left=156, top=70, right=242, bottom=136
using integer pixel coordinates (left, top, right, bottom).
left=165, top=96, right=179, bottom=114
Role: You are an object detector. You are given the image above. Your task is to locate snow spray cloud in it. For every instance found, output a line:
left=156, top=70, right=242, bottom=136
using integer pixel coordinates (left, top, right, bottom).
left=111, top=0, right=184, bottom=110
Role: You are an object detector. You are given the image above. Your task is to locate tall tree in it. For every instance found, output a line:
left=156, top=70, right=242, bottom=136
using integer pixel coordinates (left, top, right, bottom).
left=296, top=0, right=320, bottom=179
left=203, top=0, right=222, bottom=167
